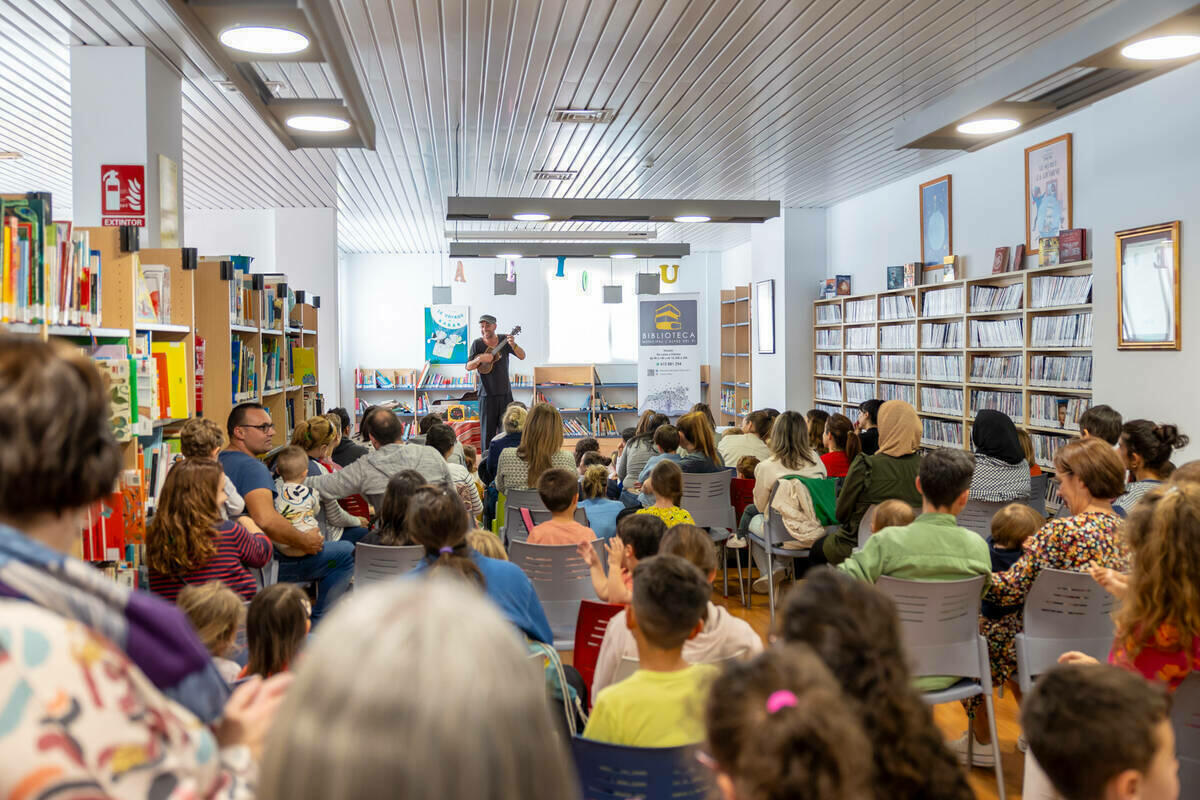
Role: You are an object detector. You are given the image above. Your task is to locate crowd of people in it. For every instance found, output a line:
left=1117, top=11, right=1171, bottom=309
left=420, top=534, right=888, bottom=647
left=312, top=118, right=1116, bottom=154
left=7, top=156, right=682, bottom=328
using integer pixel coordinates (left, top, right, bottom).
left=1, top=331, right=1195, bottom=800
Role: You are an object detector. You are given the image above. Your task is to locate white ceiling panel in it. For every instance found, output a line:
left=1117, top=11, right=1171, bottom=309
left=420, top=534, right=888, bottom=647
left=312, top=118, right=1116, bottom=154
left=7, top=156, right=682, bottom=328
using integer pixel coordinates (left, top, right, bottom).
left=0, top=0, right=1120, bottom=253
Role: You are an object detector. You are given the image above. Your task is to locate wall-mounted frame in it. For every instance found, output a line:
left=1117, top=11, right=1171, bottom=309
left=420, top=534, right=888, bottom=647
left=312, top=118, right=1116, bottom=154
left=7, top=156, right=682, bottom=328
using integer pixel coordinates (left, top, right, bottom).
left=919, top=174, right=952, bottom=266
left=755, top=279, right=775, bottom=354
left=1025, top=133, right=1072, bottom=253
left=1117, top=221, right=1181, bottom=350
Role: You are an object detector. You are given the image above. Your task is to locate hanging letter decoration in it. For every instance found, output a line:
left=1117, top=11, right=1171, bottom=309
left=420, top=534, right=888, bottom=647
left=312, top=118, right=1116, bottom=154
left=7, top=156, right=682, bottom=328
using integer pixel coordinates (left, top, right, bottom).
left=658, top=264, right=679, bottom=283
left=453, top=260, right=466, bottom=283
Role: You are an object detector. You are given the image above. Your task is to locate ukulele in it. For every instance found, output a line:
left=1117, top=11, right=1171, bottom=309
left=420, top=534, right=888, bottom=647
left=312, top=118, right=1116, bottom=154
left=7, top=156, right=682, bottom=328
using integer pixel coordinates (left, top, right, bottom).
left=477, top=326, right=522, bottom=375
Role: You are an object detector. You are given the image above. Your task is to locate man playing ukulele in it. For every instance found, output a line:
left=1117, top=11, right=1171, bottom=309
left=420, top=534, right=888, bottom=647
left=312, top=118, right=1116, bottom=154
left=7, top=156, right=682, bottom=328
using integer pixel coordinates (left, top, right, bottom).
left=466, top=314, right=526, bottom=446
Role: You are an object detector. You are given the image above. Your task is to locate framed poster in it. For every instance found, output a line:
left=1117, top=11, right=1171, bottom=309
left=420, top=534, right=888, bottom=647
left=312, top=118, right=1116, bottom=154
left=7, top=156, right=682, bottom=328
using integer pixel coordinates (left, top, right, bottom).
left=1025, top=133, right=1072, bottom=253
left=919, top=174, right=952, bottom=266
left=424, top=305, right=470, bottom=363
left=755, top=279, right=775, bottom=354
left=1116, top=221, right=1181, bottom=350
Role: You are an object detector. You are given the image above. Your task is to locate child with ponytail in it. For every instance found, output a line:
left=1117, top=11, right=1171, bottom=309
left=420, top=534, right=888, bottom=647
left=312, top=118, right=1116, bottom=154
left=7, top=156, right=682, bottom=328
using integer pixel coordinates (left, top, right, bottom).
left=579, top=462, right=623, bottom=540
left=1113, top=420, right=1190, bottom=516
left=820, top=413, right=860, bottom=479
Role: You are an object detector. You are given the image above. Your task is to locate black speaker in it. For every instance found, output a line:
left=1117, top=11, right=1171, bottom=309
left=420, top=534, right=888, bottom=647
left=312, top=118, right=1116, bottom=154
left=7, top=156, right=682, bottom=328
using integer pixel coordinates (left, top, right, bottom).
left=182, top=247, right=198, bottom=270
left=219, top=260, right=234, bottom=281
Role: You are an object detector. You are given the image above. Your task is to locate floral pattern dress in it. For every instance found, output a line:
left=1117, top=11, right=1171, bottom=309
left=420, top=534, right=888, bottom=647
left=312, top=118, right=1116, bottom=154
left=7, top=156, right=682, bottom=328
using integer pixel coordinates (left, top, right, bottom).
left=1110, top=622, right=1200, bottom=690
left=965, top=511, right=1130, bottom=713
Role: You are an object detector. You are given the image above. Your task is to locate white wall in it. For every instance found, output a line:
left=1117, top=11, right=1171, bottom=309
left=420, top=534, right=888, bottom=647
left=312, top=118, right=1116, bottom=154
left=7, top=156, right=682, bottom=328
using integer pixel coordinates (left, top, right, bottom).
left=825, top=60, right=1200, bottom=458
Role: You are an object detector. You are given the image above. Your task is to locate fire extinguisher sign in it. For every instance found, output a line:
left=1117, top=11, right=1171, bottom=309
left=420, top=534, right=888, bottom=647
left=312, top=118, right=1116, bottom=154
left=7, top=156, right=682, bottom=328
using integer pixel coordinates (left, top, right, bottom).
left=100, top=164, right=146, bottom=227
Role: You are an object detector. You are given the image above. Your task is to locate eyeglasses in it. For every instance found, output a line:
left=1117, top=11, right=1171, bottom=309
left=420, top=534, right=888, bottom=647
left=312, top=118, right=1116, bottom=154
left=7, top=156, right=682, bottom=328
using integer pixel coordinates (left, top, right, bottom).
left=240, top=422, right=276, bottom=432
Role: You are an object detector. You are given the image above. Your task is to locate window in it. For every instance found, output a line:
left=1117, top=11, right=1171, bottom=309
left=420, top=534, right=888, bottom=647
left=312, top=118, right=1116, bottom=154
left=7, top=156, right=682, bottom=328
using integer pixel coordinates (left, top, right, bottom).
left=547, top=261, right=638, bottom=363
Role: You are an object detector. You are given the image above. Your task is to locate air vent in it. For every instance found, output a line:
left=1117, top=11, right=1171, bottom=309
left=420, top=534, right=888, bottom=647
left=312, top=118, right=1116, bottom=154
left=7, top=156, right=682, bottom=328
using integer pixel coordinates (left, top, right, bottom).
left=216, top=79, right=284, bottom=96
left=1005, top=67, right=1099, bottom=103
left=532, top=170, right=578, bottom=181
left=551, top=108, right=616, bottom=124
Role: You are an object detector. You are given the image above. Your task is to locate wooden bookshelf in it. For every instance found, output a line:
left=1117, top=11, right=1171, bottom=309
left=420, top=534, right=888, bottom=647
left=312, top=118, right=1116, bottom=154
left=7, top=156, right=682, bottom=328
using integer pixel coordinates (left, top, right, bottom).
left=719, top=285, right=752, bottom=425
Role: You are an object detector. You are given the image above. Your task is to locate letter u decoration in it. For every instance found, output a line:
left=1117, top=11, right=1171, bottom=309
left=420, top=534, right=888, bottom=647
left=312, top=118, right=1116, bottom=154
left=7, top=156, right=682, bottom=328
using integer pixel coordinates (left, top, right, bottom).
left=658, top=264, right=679, bottom=283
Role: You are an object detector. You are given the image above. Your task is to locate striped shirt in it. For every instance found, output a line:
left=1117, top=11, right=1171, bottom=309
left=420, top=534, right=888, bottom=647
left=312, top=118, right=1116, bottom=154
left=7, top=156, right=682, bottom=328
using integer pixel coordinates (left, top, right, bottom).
left=148, top=520, right=273, bottom=602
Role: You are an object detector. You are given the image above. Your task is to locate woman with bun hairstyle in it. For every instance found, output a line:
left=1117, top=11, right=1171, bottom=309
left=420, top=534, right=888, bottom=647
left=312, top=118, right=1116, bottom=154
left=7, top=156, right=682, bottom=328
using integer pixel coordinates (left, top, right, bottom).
left=1114, top=420, right=1190, bottom=516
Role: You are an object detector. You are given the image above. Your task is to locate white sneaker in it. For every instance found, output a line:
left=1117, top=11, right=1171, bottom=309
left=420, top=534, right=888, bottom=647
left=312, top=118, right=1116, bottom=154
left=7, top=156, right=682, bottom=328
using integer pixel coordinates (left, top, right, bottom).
left=752, top=572, right=785, bottom=593
left=726, top=534, right=747, bottom=549
left=1017, top=734, right=1028, bottom=753
left=948, top=730, right=996, bottom=768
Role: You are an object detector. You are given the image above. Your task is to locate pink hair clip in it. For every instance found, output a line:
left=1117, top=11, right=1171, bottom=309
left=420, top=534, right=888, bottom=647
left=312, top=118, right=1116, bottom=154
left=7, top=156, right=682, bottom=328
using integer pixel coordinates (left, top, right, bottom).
left=766, top=690, right=798, bottom=714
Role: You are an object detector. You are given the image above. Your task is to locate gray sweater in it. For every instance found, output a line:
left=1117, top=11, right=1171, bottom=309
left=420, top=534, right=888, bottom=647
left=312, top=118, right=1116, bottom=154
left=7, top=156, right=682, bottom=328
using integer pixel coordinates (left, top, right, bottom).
left=305, top=442, right=453, bottom=510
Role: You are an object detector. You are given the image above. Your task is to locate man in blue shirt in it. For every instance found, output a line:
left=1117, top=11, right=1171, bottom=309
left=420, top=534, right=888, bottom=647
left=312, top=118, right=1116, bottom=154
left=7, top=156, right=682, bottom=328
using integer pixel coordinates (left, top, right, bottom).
left=219, top=402, right=354, bottom=623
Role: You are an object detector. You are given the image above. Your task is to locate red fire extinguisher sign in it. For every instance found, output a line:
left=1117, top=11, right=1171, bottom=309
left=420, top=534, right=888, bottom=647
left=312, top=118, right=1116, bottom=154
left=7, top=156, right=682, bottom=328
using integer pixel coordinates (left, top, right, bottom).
left=100, top=164, right=146, bottom=227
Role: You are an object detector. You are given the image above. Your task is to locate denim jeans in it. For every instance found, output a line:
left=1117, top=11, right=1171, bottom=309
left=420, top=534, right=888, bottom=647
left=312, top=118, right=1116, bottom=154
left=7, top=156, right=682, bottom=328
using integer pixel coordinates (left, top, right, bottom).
left=339, top=526, right=369, bottom=545
left=277, top=539, right=355, bottom=623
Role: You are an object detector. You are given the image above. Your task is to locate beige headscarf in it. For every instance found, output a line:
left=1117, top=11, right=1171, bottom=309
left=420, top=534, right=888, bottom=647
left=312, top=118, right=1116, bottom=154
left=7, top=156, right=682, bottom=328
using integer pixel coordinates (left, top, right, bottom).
left=876, top=400, right=921, bottom=457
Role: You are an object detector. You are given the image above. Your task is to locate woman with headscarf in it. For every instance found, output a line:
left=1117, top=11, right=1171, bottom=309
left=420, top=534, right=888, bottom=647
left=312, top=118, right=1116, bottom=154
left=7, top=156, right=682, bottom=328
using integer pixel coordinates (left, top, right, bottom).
left=968, top=410, right=1032, bottom=502
left=813, top=401, right=923, bottom=566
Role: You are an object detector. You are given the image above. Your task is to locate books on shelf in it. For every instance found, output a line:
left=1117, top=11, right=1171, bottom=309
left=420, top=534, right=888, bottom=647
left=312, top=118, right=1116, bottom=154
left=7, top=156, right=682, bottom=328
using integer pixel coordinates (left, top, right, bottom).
left=921, top=286, right=963, bottom=316
left=263, top=338, right=285, bottom=391
left=920, top=321, right=963, bottom=349
left=1058, top=228, right=1087, bottom=263
left=879, top=323, right=916, bottom=349
left=150, top=340, right=188, bottom=418
left=886, top=266, right=904, bottom=290
left=227, top=258, right=251, bottom=326
left=845, top=355, right=874, bottom=378
left=93, top=356, right=134, bottom=442
left=1030, top=433, right=1070, bottom=468
left=846, top=381, right=874, bottom=404
left=1031, top=274, right=1092, bottom=308
left=1029, top=395, right=1088, bottom=430
left=815, top=379, right=843, bottom=402
left=920, top=386, right=964, bottom=415
left=816, top=304, right=842, bottom=323
left=879, top=354, right=915, bottom=380
left=2, top=197, right=103, bottom=326
left=941, top=255, right=959, bottom=282
left=512, top=373, right=534, bottom=388
left=816, top=355, right=842, bottom=376
left=845, top=298, right=875, bottom=322
left=138, top=262, right=171, bottom=324
left=815, top=402, right=841, bottom=417
left=836, top=275, right=852, bottom=296
left=563, top=417, right=590, bottom=437
left=920, top=354, right=963, bottom=382
left=969, top=318, right=1023, bottom=348
left=970, top=284, right=1023, bottom=312
left=922, top=418, right=963, bottom=447
left=970, top=389, right=1022, bottom=418
left=231, top=338, right=258, bottom=401
left=816, top=329, right=842, bottom=350
left=845, top=327, right=875, bottom=349
left=1030, top=312, right=1093, bottom=347
left=969, top=355, right=1023, bottom=385
left=992, top=247, right=1010, bottom=274
left=879, top=382, right=915, bottom=404
left=1029, top=355, right=1093, bottom=389
left=880, top=295, right=915, bottom=320
left=1039, top=236, right=1060, bottom=266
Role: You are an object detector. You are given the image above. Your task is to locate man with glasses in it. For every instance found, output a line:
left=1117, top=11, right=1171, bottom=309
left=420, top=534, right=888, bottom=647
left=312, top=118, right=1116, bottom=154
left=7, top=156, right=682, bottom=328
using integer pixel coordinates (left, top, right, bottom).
left=220, top=402, right=354, bottom=623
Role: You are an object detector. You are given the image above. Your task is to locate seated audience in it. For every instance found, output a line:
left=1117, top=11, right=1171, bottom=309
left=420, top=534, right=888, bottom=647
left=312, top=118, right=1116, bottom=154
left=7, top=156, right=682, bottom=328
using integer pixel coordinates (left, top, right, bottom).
left=780, top=568, right=975, bottom=800
left=579, top=463, right=624, bottom=540
left=705, top=645, right=873, bottom=800
left=1023, top=664, right=1177, bottom=800
left=637, top=423, right=682, bottom=505
left=981, top=503, right=1045, bottom=622
left=718, top=410, right=772, bottom=466
left=481, top=404, right=525, bottom=485
left=273, top=445, right=325, bottom=555
left=495, top=403, right=576, bottom=494
left=736, top=455, right=759, bottom=479
left=1079, top=403, right=1124, bottom=446
left=290, top=417, right=370, bottom=543
left=1016, top=427, right=1042, bottom=476
left=328, top=406, right=369, bottom=466
left=1114, top=419, right=1189, bottom=515
left=466, top=530, right=508, bottom=560
left=592, top=525, right=762, bottom=700
left=528, top=468, right=596, bottom=545
left=806, top=407, right=830, bottom=455
left=409, top=486, right=553, bottom=644
left=178, top=581, right=245, bottom=684
left=856, top=399, right=883, bottom=456
left=579, top=449, right=611, bottom=474
left=257, top=579, right=578, bottom=800
left=969, top=409, right=1032, bottom=502
left=241, top=583, right=311, bottom=679
left=959, top=437, right=1130, bottom=763
left=426, top=423, right=483, bottom=520
left=407, top=412, right=442, bottom=446
left=818, top=400, right=922, bottom=566
left=637, top=460, right=696, bottom=527
left=360, top=469, right=426, bottom=546
left=871, top=498, right=915, bottom=533
left=574, top=436, right=600, bottom=467
left=691, top=402, right=723, bottom=445
left=821, top=413, right=860, bottom=479
left=584, top=555, right=716, bottom=746
left=617, top=411, right=669, bottom=495
left=180, top=417, right=254, bottom=526
left=319, top=413, right=373, bottom=523
left=579, top=514, right=666, bottom=604
left=462, top=443, right=478, bottom=476
left=677, top=410, right=726, bottom=472
left=146, top=458, right=272, bottom=602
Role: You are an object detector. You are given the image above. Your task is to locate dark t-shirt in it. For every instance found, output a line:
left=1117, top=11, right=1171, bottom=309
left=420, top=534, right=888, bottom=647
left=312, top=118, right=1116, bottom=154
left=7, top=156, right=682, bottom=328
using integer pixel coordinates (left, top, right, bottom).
left=470, top=334, right=512, bottom=397
left=860, top=428, right=880, bottom=456
left=219, top=450, right=276, bottom=498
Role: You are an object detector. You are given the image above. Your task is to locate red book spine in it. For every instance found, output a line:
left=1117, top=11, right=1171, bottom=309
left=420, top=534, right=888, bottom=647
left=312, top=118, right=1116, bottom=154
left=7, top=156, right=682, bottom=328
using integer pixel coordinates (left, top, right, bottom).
left=1058, top=228, right=1087, bottom=263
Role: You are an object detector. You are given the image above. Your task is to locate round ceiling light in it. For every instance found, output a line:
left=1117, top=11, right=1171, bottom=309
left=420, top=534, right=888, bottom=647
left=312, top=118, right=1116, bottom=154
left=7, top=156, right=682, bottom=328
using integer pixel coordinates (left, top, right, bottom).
left=512, top=212, right=551, bottom=221
left=286, top=115, right=351, bottom=133
left=219, top=26, right=310, bottom=55
left=674, top=215, right=711, bottom=223
left=1121, top=34, right=1200, bottom=61
left=610, top=253, right=637, bottom=259
left=495, top=253, right=522, bottom=260
left=955, top=118, right=1021, bottom=135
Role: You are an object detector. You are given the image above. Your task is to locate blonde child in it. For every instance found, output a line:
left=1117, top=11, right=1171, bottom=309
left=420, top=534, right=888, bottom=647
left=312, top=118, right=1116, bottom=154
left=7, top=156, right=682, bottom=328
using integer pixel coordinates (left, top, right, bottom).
left=636, top=460, right=695, bottom=527
left=177, top=581, right=244, bottom=684
left=578, top=514, right=665, bottom=604
left=241, top=583, right=311, bottom=679
left=273, top=446, right=321, bottom=556
left=466, top=530, right=508, bottom=560
left=871, top=498, right=916, bottom=533
left=982, top=503, right=1045, bottom=621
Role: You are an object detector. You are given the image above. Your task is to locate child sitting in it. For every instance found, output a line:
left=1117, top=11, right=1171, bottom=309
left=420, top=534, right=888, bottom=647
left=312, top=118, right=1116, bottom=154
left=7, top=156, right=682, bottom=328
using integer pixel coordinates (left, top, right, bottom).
left=1022, top=663, right=1177, bottom=800
left=583, top=555, right=717, bottom=746
left=241, top=583, right=311, bottom=679
left=637, top=424, right=683, bottom=505
left=578, top=514, right=665, bottom=604
left=361, top=469, right=425, bottom=546
left=274, top=445, right=321, bottom=555
left=427, top=423, right=482, bottom=521
left=704, top=646, right=873, bottom=800
left=579, top=450, right=612, bottom=476
left=982, top=503, right=1044, bottom=621
left=871, top=498, right=916, bottom=533
left=177, top=581, right=244, bottom=684
left=591, top=525, right=763, bottom=701
left=636, top=460, right=696, bottom=527
left=736, top=455, right=760, bottom=480
left=579, top=463, right=624, bottom=540
left=466, top=530, right=508, bottom=560
left=528, top=468, right=597, bottom=545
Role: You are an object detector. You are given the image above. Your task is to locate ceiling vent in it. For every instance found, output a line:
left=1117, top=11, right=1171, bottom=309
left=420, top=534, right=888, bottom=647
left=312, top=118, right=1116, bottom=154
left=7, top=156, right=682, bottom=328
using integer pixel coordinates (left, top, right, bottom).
left=217, top=79, right=284, bottom=96
left=532, top=170, right=578, bottom=181
left=550, top=108, right=616, bottom=124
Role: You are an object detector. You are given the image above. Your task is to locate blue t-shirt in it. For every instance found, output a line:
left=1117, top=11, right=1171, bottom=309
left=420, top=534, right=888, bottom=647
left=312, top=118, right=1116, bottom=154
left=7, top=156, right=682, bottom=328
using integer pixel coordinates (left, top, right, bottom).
left=412, top=550, right=553, bottom=644
left=580, top=497, right=624, bottom=540
left=219, top=450, right=276, bottom=498
left=982, top=537, right=1024, bottom=620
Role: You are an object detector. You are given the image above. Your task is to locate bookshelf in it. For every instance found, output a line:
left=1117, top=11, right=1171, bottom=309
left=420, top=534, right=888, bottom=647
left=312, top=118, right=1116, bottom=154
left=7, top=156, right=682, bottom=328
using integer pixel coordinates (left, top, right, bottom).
left=812, top=260, right=1095, bottom=473
left=719, top=285, right=752, bottom=426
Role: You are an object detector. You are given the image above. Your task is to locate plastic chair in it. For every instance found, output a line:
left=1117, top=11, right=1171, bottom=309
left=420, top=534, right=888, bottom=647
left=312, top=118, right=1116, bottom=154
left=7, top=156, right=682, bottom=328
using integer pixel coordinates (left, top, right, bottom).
left=956, top=499, right=1010, bottom=539
left=528, top=507, right=591, bottom=527
left=502, top=488, right=548, bottom=544
left=570, top=737, right=712, bottom=800
left=252, top=559, right=279, bottom=590
left=612, top=647, right=748, bottom=686
left=745, top=480, right=815, bottom=623
left=510, top=541, right=597, bottom=649
left=1028, top=473, right=1049, bottom=517
left=572, top=600, right=623, bottom=706
left=1172, top=673, right=1200, bottom=791
left=353, top=543, right=424, bottom=588
left=856, top=503, right=878, bottom=549
left=730, top=476, right=755, bottom=520
left=680, top=471, right=742, bottom=601
left=1013, top=567, right=1117, bottom=694
left=875, top=575, right=1006, bottom=800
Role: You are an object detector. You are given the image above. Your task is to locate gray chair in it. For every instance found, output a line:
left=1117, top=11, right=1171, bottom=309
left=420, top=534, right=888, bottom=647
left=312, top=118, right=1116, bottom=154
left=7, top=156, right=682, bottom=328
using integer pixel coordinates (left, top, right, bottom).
left=509, top=540, right=597, bottom=650
left=1013, top=567, right=1117, bottom=694
left=502, top=488, right=548, bottom=544
left=528, top=507, right=591, bottom=527
left=876, top=575, right=1006, bottom=800
left=745, top=481, right=814, bottom=624
left=612, top=647, right=749, bottom=685
left=680, top=471, right=742, bottom=602
left=856, top=503, right=879, bottom=549
left=353, top=543, right=424, bottom=588
left=1171, top=673, right=1200, bottom=791
left=1028, top=473, right=1049, bottom=516
left=956, top=499, right=1010, bottom=540
left=252, top=559, right=279, bottom=590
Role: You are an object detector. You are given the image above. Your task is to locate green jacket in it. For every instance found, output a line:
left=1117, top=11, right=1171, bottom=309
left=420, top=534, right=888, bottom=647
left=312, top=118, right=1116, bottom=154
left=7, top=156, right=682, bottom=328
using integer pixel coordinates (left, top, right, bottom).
left=826, top=451, right=922, bottom=564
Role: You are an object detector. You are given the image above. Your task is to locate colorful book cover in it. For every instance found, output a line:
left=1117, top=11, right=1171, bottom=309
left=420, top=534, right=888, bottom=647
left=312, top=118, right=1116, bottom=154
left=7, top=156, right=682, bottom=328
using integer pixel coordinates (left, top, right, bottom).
left=903, top=262, right=919, bottom=287
left=822, top=278, right=837, bottom=299
left=1058, top=228, right=1087, bottom=263
left=835, top=275, right=852, bottom=295
left=151, top=340, right=189, bottom=418
left=292, top=347, right=317, bottom=386
left=152, top=352, right=170, bottom=419
left=992, top=247, right=1010, bottom=274
left=942, top=255, right=959, bottom=282
left=1039, top=236, right=1060, bottom=266
left=94, top=358, right=134, bottom=442
left=886, top=265, right=904, bottom=289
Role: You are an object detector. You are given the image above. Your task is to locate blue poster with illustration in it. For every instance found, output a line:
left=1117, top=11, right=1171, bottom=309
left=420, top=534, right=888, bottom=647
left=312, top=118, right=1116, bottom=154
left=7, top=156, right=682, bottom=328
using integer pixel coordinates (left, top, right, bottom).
left=425, top=305, right=469, bottom=364
left=920, top=176, right=951, bottom=266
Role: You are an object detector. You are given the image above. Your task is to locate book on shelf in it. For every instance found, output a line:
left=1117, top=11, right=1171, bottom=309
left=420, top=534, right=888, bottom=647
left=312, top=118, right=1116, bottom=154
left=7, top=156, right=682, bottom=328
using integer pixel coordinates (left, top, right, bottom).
left=137, top=261, right=171, bottom=324
left=921, top=286, right=963, bottom=316
left=231, top=339, right=258, bottom=401
left=1058, top=228, right=1087, bottom=263
left=260, top=274, right=294, bottom=331
left=970, top=389, right=1022, bottom=418
left=292, top=346, right=317, bottom=386
left=904, top=262, right=920, bottom=287
left=820, top=278, right=837, bottom=299
left=969, top=318, right=1024, bottom=348
left=969, top=355, right=1023, bottom=385
left=880, top=295, right=915, bottom=321
left=150, top=340, right=188, bottom=418
left=941, top=255, right=959, bottom=282
left=835, top=275, right=852, bottom=296
left=1013, top=244, right=1026, bottom=270
left=1030, top=395, right=1088, bottom=430
left=992, top=247, right=1010, bottom=274
left=920, top=386, right=964, bottom=415
left=93, top=356, right=135, bottom=442
left=1039, top=236, right=1060, bottom=266
left=1031, top=312, right=1093, bottom=347
left=970, top=283, right=1023, bottom=312
left=920, top=354, right=963, bottom=382
left=922, top=418, right=963, bottom=447
left=194, top=335, right=206, bottom=418
left=1031, top=274, right=1092, bottom=307
left=886, top=265, right=904, bottom=290
left=226, top=257, right=252, bottom=326
left=879, top=323, right=916, bottom=348
left=879, top=382, right=915, bottom=404
left=1029, top=355, right=1093, bottom=389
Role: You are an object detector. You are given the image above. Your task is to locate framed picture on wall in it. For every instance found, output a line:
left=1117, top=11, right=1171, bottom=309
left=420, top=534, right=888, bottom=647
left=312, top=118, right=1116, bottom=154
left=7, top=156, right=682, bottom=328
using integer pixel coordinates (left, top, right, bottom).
left=1116, top=221, right=1181, bottom=350
left=1025, top=133, right=1072, bottom=253
left=755, top=279, right=775, bottom=354
left=919, top=174, right=952, bottom=266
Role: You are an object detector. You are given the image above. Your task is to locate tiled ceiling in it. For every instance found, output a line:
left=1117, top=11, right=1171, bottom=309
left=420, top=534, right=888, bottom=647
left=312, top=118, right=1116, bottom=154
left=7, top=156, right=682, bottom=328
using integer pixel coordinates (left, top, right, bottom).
left=0, top=0, right=1118, bottom=253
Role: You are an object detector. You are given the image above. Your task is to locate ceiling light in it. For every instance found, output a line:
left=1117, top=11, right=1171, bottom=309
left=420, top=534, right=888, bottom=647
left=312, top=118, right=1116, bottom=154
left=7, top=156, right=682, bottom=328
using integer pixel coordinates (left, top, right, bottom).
left=448, top=197, right=779, bottom=224
left=219, top=25, right=309, bottom=55
left=0, top=151, right=21, bottom=160
left=956, top=118, right=1021, bottom=135
left=610, top=253, right=637, bottom=259
left=495, top=253, right=523, bottom=260
left=450, top=242, right=690, bottom=259
left=513, top=213, right=550, bottom=221
left=286, top=115, right=350, bottom=133
left=1121, top=34, right=1200, bottom=61
left=673, top=215, right=711, bottom=223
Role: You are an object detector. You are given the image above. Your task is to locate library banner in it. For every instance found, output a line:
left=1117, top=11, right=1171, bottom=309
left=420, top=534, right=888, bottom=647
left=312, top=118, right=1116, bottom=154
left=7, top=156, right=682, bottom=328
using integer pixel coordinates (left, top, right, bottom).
left=638, top=293, right=701, bottom=416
